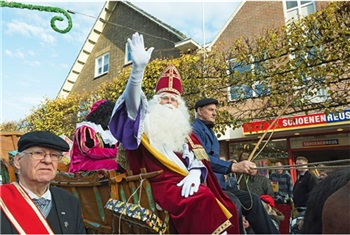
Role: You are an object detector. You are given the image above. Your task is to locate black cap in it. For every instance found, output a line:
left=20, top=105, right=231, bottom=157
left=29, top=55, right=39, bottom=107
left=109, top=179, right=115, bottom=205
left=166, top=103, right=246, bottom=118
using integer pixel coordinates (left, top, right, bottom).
left=18, top=131, right=70, bottom=152
left=195, top=98, right=218, bottom=111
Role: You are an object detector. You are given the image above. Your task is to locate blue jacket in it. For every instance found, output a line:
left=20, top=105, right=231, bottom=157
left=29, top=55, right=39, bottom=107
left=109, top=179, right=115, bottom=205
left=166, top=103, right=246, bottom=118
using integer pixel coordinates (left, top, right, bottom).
left=192, top=118, right=232, bottom=189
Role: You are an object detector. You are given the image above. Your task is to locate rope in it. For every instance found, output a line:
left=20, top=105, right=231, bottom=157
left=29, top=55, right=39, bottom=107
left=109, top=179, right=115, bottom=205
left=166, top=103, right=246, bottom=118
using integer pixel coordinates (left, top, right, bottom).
left=240, top=176, right=254, bottom=211
left=138, top=176, right=145, bottom=207
left=255, top=165, right=350, bottom=171
left=239, top=94, right=299, bottom=187
left=118, top=175, right=145, bottom=234
left=246, top=94, right=297, bottom=163
left=251, top=129, right=275, bottom=162
left=252, top=159, right=350, bottom=170
left=67, top=8, right=179, bottom=44
left=237, top=159, right=349, bottom=211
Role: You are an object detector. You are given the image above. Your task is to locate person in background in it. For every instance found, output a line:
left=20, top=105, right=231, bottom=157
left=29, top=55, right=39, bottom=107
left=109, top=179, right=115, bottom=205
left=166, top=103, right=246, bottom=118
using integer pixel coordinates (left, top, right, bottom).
left=109, top=32, right=241, bottom=234
left=243, top=216, right=255, bottom=234
left=223, top=158, right=238, bottom=190
left=317, top=164, right=332, bottom=182
left=293, top=156, right=318, bottom=208
left=240, top=163, right=285, bottom=230
left=1, top=131, right=86, bottom=234
left=225, top=172, right=238, bottom=190
left=192, top=97, right=279, bottom=234
left=240, top=162, right=274, bottom=198
left=269, top=161, right=293, bottom=203
left=69, top=99, right=120, bottom=172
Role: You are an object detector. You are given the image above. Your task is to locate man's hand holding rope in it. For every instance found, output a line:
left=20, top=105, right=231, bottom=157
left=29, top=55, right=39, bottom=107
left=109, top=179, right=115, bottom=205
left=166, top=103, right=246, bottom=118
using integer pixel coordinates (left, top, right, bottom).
left=231, top=160, right=256, bottom=174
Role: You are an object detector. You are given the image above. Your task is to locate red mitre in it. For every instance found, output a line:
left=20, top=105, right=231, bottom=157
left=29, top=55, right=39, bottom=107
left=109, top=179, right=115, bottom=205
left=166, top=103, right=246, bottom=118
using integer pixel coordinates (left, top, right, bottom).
left=155, top=65, right=182, bottom=96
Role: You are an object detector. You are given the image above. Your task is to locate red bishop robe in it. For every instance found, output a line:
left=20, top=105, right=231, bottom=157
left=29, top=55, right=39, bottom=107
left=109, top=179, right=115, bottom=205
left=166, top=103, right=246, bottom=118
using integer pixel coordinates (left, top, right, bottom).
left=123, top=133, right=239, bottom=234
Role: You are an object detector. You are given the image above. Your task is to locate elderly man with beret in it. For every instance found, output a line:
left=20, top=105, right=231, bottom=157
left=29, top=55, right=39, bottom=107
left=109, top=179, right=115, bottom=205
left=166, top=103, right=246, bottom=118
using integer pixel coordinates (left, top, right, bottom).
left=192, top=98, right=280, bottom=234
left=0, top=131, right=86, bottom=234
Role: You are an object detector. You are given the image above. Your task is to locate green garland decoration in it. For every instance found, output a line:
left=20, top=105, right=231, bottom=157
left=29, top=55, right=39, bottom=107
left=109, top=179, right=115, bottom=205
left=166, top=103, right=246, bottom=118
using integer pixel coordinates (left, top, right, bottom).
left=1, top=1, right=73, bottom=34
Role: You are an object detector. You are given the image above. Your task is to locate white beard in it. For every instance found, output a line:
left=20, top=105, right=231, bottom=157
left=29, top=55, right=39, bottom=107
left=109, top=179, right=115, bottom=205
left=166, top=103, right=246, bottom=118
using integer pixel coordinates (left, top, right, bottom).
left=145, top=96, right=192, bottom=153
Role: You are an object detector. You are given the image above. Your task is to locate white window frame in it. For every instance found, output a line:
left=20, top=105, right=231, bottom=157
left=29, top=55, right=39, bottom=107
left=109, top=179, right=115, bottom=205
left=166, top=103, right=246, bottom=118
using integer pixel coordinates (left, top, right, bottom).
left=227, top=58, right=252, bottom=101
left=300, top=76, right=329, bottom=104
left=95, top=52, right=109, bottom=78
left=227, top=58, right=270, bottom=101
left=290, top=46, right=329, bottom=104
left=283, top=0, right=316, bottom=23
left=77, top=100, right=90, bottom=119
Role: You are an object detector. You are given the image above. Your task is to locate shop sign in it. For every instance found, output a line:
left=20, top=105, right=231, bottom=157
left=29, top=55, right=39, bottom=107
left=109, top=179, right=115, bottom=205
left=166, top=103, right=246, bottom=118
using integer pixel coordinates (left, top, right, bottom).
left=243, top=109, right=350, bottom=134
left=302, top=139, right=339, bottom=147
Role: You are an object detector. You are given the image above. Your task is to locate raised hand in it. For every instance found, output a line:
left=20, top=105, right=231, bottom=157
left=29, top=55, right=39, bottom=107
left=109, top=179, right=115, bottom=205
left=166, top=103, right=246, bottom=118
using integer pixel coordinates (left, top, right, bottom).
left=124, top=32, right=154, bottom=119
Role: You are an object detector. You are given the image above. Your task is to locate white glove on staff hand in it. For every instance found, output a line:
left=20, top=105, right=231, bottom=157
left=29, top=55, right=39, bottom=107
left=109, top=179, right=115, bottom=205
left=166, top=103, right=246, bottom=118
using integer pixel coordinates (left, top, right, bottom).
left=177, top=169, right=201, bottom=198
left=128, top=32, right=154, bottom=72
left=125, top=32, right=154, bottom=119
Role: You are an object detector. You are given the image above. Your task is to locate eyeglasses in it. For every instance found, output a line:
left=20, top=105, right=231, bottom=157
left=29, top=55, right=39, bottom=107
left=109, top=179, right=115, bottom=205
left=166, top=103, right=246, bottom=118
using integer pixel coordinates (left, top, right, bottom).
left=21, top=151, right=62, bottom=161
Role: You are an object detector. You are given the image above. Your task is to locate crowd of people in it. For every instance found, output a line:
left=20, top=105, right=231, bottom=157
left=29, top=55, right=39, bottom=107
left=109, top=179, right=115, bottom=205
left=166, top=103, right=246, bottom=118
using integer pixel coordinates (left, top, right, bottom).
left=0, top=32, right=336, bottom=234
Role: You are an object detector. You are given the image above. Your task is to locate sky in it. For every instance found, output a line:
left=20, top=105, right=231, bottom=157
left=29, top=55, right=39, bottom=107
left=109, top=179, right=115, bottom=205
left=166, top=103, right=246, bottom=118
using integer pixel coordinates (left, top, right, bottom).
left=1, top=0, right=241, bottom=123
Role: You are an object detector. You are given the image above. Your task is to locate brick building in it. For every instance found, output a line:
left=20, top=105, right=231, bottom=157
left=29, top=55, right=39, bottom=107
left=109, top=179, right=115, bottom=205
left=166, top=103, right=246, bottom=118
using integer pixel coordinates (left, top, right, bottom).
left=210, top=1, right=329, bottom=52
left=57, top=1, right=199, bottom=98
left=207, top=1, right=348, bottom=181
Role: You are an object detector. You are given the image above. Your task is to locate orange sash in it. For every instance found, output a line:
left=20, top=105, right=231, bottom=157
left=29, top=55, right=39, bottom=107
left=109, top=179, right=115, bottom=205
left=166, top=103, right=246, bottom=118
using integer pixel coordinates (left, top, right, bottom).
left=0, top=182, right=54, bottom=234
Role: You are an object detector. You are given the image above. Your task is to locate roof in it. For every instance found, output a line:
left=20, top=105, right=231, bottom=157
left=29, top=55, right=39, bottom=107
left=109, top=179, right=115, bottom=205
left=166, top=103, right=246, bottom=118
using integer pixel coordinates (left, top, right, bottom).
left=207, top=0, right=246, bottom=51
left=57, top=1, right=191, bottom=99
left=125, top=1, right=186, bottom=40
left=175, top=38, right=202, bottom=52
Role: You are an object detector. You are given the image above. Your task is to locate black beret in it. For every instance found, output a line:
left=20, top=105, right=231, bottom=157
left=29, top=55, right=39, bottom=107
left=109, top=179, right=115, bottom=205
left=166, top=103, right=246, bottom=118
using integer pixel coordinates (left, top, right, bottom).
left=195, top=98, right=218, bottom=111
left=18, top=131, right=70, bottom=152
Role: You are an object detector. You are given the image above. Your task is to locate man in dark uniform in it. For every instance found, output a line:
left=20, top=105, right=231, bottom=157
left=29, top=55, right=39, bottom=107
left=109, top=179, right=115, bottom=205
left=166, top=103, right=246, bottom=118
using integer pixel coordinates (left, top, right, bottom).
left=192, top=97, right=280, bottom=234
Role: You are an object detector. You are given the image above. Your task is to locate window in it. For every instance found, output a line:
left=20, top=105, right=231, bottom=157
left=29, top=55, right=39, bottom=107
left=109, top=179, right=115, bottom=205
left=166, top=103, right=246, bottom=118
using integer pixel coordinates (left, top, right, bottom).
left=228, top=59, right=270, bottom=101
left=292, top=46, right=329, bottom=103
left=301, top=76, right=329, bottom=103
left=125, top=43, right=132, bottom=64
left=95, top=52, right=109, bottom=77
left=284, top=0, right=316, bottom=23
left=229, top=60, right=252, bottom=100
left=230, top=85, right=253, bottom=100
left=76, top=100, right=90, bottom=119
left=253, top=82, right=269, bottom=97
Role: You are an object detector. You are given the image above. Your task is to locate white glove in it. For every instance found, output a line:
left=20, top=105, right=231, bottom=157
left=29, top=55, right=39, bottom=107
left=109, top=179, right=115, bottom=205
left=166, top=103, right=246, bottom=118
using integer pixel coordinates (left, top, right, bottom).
left=177, top=169, right=201, bottom=198
left=125, top=32, right=154, bottom=119
left=128, top=32, right=154, bottom=77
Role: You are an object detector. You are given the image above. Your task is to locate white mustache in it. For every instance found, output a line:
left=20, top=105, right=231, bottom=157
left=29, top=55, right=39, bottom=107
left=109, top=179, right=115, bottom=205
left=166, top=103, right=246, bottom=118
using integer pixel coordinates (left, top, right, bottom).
left=163, top=103, right=175, bottom=109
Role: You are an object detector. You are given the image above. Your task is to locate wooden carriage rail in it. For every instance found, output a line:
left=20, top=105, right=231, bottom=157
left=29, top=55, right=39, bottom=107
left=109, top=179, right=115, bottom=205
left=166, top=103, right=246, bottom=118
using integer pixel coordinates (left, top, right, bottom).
left=0, top=131, right=24, bottom=183
left=51, top=168, right=174, bottom=234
